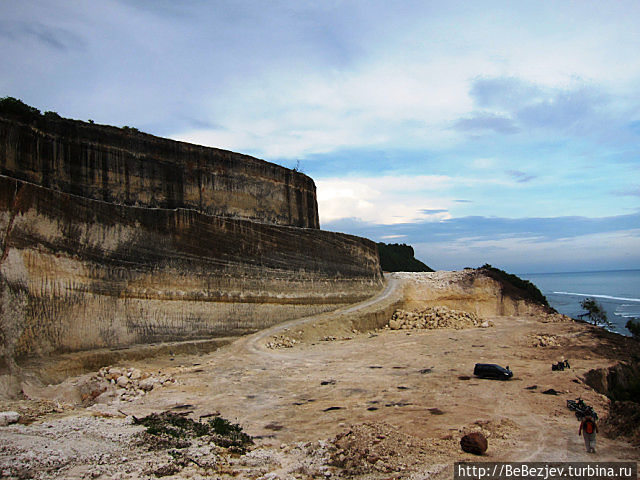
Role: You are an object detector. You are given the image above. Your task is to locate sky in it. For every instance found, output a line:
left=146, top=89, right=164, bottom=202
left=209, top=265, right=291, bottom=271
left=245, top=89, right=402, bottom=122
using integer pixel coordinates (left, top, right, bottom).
left=1, top=0, right=639, bottom=273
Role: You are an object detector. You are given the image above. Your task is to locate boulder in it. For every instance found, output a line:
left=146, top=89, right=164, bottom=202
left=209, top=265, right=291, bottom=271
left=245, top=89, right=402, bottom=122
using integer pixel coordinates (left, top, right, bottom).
left=139, top=377, right=157, bottom=392
left=460, top=432, right=487, bottom=455
left=116, top=375, right=130, bottom=388
left=0, top=411, right=20, bottom=426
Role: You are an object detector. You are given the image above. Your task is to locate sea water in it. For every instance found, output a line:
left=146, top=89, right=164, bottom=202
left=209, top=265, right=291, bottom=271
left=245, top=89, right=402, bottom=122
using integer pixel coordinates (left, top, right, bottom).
left=519, top=270, right=640, bottom=336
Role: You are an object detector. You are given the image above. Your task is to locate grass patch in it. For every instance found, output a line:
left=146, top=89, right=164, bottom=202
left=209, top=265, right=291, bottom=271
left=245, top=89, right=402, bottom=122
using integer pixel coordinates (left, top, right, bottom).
left=134, top=411, right=253, bottom=453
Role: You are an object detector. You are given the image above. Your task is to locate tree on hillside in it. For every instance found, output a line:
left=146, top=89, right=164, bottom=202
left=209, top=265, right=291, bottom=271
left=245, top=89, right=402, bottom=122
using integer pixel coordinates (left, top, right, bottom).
left=626, top=318, right=640, bottom=339
left=578, top=298, right=611, bottom=327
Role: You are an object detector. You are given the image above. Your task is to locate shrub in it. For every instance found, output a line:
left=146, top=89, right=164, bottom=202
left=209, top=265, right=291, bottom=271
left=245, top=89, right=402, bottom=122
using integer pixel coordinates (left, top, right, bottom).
left=0, top=96, right=41, bottom=123
left=626, top=318, right=640, bottom=339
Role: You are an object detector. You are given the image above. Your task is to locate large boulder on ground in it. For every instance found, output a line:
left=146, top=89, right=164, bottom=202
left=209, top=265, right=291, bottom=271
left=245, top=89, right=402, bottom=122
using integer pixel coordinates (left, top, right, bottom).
left=0, top=411, right=20, bottom=426
left=460, top=432, right=488, bottom=455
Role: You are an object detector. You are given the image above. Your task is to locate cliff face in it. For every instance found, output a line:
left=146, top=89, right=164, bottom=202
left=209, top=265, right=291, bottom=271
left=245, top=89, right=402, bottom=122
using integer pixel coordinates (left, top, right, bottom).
left=0, top=113, right=382, bottom=360
left=0, top=116, right=319, bottom=228
left=400, top=270, right=552, bottom=317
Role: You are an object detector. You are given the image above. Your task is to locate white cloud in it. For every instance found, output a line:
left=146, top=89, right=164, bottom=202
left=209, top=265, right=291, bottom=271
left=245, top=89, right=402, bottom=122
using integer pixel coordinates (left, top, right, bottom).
left=316, top=175, right=453, bottom=225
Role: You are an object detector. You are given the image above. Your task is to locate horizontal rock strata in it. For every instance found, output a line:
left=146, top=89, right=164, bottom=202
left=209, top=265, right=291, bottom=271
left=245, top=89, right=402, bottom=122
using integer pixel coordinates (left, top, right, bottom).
left=0, top=175, right=382, bottom=357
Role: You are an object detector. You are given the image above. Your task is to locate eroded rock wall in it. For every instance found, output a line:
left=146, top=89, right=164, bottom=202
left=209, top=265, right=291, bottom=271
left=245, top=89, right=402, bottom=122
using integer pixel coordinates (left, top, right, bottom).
left=0, top=116, right=319, bottom=228
left=0, top=175, right=381, bottom=358
left=398, top=270, right=550, bottom=317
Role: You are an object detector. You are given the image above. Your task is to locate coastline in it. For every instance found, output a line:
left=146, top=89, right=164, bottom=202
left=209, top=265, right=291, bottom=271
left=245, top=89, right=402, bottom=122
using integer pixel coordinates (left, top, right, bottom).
left=520, top=269, right=640, bottom=336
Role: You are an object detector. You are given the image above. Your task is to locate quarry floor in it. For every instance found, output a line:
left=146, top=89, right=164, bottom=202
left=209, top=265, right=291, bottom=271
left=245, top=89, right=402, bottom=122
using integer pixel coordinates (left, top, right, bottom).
left=1, top=273, right=639, bottom=479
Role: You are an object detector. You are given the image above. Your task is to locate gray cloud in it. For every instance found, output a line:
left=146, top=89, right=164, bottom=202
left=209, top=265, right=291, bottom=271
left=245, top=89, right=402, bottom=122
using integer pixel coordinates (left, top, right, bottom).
left=453, top=113, right=519, bottom=134
left=323, top=211, right=640, bottom=244
left=420, top=208, right=448, bottom=215
left=612, top=187, right=640, bottom=197
left=0, top=21, right=83, bottom=51
left=470, top=76, right=543, bottom=110
left=462, top=76, right=612, bottom=136
left=506, top=170, right=536, bottom=183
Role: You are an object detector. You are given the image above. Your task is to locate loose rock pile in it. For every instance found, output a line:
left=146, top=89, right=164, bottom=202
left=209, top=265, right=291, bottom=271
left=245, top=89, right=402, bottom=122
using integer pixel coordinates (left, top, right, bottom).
left=387, top=306, right=489, bottom=330
left=539, top=312, right=573, bottom=323
left=328, top=422, right=429, bottom=475
left=266, top=335, right=298, bottom=349
left=529, top=334, right=560, bottom=347
left=88, top=366, right=176, bottom=404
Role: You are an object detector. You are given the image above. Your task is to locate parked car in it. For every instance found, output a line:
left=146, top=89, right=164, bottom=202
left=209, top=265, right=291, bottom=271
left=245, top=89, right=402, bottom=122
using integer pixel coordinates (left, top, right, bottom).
left=473, top=363, right=513, bottom=380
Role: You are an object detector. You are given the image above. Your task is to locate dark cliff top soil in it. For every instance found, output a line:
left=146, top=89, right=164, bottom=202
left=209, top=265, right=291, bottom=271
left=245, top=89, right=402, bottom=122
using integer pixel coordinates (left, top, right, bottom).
left=0, top=96, right=315, bottom=184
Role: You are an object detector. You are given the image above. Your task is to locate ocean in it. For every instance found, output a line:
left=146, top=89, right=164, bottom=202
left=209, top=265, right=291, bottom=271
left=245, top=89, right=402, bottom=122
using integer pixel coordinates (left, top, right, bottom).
left=519, top=269, right=640, bottom=336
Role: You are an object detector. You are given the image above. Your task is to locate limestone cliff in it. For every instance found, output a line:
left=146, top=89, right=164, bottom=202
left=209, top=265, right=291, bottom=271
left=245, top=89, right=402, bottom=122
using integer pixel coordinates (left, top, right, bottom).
left=0, top=114, right=318, bottom=228
left=0, top=106, right=382, bottom=361
left=400, top=270, right=553, bottom=317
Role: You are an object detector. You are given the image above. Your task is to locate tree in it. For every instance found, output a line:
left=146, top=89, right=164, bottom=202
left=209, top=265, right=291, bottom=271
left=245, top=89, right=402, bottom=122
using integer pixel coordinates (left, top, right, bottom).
left=626, top=318, right=640, bottom=339
left=578, top=298, right=611, bottom=327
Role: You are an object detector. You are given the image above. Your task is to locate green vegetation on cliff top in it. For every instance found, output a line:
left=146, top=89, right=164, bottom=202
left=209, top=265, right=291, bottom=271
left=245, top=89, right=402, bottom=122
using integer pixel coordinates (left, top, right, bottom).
left=478, top=263, right=550, bottom=308
left=377, top=243, right=433, bottom=272
left=0, top=96, right=138, bottom=131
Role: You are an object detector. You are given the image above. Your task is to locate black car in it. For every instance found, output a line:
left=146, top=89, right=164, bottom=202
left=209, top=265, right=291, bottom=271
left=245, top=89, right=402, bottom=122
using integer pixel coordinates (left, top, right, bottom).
left=473, top=363, right=513, bottom=380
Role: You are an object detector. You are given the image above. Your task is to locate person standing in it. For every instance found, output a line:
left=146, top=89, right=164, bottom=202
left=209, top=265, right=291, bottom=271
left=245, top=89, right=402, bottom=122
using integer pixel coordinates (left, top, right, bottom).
left=579, top=415, right=598, bottom=453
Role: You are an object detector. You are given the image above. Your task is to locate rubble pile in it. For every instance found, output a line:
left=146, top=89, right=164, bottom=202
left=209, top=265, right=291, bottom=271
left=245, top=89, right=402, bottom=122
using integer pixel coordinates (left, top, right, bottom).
left=88, top=366, right=176, bottom=405
left=266, top=335, right=299, bottom=349
left=529, top=334, right=560, bottom=347
left=539, top=312, right=573, bottom=323
left=328, top=422, right=430, bottom=475
left=387, top=306, right=489, bottom=330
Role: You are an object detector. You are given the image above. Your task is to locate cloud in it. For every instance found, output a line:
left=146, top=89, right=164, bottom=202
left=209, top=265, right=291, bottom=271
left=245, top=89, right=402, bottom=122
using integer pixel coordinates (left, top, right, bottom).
left=323, top=213, right=640, bottom=272
left=322, top=211, right=640, bottom=244
left=461, top=76, right=614, bottom=138
left=0, top=20, right=83, bottom=51
left=612, top=187, right=640, bottom=197
left=420, top=209, right=449, bottom=215
left=506, top=170, right=536, bottom=183
left=316, top=175, right=453, bottom=225
left=454, top=113, right=519, bottom=134
left=470, top=76, right=543, bottom=110
left=413, top=229, right=640, bottom=273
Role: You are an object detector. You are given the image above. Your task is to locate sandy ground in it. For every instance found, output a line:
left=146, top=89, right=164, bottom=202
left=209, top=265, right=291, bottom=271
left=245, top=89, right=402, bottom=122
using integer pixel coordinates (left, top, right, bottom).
left=1, top=273, right=639, bottom=479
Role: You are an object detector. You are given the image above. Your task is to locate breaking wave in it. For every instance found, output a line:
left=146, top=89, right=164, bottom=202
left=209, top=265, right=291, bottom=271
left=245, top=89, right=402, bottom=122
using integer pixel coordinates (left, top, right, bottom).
left=553, top=292, right=640, bottom=303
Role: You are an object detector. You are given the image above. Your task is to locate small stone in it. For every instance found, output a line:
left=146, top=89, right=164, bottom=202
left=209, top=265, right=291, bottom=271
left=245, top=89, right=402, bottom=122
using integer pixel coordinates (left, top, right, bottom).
left=0, top=411, right=20, bottom=426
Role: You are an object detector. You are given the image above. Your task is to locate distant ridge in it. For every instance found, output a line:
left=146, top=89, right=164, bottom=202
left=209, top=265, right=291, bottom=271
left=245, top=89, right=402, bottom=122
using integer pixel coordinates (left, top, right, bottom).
left=377, top=243, right=434, bottom=272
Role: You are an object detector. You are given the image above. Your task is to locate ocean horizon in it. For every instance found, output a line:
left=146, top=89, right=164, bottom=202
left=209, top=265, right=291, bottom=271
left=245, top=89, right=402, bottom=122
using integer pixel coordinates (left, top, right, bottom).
left=519, top=269, right=640, bottom=336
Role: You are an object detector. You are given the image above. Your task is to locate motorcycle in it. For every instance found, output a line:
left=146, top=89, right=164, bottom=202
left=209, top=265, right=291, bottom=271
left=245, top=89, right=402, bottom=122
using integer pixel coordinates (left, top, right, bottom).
left=567, top=397, right=598, bottom=421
